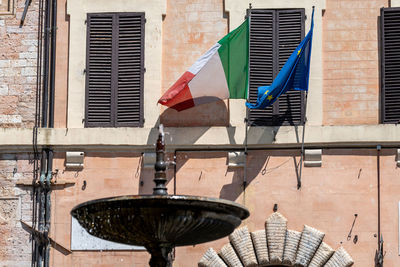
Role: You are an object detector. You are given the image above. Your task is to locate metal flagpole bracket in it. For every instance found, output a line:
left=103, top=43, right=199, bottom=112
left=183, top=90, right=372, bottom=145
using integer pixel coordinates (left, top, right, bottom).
left=228, top=152, right=246, bottom=168
left=20, top=0, right=32, bottom=27
left=303, top=149, right=322, bottom=167
left=396, top=149, right=400, bottom=167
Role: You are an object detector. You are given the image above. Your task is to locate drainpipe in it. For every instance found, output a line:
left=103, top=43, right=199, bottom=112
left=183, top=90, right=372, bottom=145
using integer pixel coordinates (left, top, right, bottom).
left=41, top=0, right=51, bottom=128
left=44, top=149, right=53, bottom=267
left=38, top=149, right=47, bottom=267
left=48, top=0, right=57, bottom=128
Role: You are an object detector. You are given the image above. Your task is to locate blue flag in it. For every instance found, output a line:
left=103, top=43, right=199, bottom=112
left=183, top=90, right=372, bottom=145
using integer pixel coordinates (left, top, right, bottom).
left=246, top=8, right=314, bottom=110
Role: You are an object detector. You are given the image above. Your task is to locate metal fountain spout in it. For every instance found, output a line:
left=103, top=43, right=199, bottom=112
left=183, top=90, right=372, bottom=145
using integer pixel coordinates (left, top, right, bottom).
left=153, top=124, right=167, bottom=195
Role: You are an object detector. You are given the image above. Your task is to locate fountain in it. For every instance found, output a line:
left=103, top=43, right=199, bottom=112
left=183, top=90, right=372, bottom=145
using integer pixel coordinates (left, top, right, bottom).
left=71, top=125, right=249, bottom=266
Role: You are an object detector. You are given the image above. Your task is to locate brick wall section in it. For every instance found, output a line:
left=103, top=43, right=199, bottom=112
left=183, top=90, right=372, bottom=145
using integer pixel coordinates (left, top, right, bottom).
left=0, top=0, right=38, bottom=128
left=160, top=0, right=229, bottom=126
left=323, top=0, right=388, bottom=125
left=0, top=154, right=33, bottom=267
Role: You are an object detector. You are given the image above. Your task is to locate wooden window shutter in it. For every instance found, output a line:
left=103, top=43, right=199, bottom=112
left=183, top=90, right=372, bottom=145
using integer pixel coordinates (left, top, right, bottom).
left=248, top=9, right=305, bottom=126
left=86, top=13, right=144, bottom=127
left=116, top=13, right=145, bottom=127
left=86, top=14, right=114, bottom=127
left=248, top=9, right=275, bottom=125
left=381, top=8, right=400, bottom=124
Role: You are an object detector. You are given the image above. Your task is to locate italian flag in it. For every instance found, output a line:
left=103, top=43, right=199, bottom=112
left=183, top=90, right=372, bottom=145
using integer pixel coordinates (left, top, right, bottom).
left=158, top=20, right=249, bottom=111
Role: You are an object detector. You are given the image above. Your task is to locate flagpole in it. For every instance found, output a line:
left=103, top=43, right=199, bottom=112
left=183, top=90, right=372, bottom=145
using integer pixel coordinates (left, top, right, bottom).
left=298, top=91, right=307, bottom=189
left=243, top=4, right=251, bottom=206
left=297, top=6, right=314, bottom=189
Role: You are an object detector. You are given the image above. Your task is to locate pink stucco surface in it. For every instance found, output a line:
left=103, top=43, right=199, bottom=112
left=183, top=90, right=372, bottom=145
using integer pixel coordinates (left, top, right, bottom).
left=50, top=150, right=400, bottom=266
left=323, top=0, right=388, bottom=125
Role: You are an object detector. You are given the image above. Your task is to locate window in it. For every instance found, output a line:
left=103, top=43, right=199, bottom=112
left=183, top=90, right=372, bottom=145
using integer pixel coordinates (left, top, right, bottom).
left=380, top=7, right=400, bottom=124
left=248, top=9, right=305, bottom=126
left=85, top=13, right=144, bottom=127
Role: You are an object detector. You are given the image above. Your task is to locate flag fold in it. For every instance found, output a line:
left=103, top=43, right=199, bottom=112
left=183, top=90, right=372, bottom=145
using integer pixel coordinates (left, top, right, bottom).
left=158, top=20, right=249, bottom=111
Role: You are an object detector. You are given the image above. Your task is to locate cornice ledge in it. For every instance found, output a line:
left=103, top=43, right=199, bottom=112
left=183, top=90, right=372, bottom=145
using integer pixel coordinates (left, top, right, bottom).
left=0, top=125, right=400, bottom=152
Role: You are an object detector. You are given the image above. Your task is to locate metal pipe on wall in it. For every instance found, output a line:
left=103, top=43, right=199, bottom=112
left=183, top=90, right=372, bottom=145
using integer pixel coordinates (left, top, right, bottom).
left=33, top=0, right=57, bottom=264
left=44, top=149, right=53, bottom=267
left=377, top=145, right=381, bottom=253
left=41, top=0, right=51, bottom=128
left=48, top=0, right=57, bottom=128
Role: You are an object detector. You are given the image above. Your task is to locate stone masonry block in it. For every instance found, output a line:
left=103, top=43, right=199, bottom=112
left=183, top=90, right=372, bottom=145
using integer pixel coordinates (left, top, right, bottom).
left=0, top=198, right=19, bottom=226
left=0, top=84, right=8, bottom=95
left=295, top=225, right=325, bottom=266
left=324, top=247, right=354, bottom=267
left=265, top=212, right=287, bottom=264
left=220, top=243, right=243, bottom=267
left=282, top=230, right=301, bottom=266
left=309, top=242, right=335, bottom=267
left=198, top=248, right=227, bottom=267
left=0, top=60, right=11, bottom=67
left=18, top=52, right=37, bottom=59
left=0, top=115, right=22, bottom=124
left=229, top=226, right=258, bottom=267
left=250, top=230, right=269, bottom=265
left=21, top=67, right=36, bottom=76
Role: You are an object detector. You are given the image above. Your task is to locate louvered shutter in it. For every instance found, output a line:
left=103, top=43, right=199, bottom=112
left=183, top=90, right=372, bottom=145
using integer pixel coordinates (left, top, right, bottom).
left=381, top=8, right=400, bottom=124
left=116, top=13, right=144, bottom=127
left=248, top=9, right=275, bottom=125
left=86, top=13, right=144, bottom=127
left=248, top=9, right=305, bottom=126
left=86, top=14, right=114, bottom=127
left=276, top=9, right=305, bottom=125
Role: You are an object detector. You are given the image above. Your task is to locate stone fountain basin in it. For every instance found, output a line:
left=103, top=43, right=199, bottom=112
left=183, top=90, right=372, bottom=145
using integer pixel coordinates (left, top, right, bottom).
left=71, top=195, right=249, bottom=247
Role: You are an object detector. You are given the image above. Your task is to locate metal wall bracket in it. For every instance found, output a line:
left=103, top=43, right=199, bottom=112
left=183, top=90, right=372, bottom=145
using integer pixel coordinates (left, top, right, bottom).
left=228, top=152, right=245, bottom=168
left=396, top=149, right=400, bottom=167
left=65, top=152, right=84, bottom=169
left=142, top=152, right=156, bottom=169
left=304, top=149, right=322, bottom=167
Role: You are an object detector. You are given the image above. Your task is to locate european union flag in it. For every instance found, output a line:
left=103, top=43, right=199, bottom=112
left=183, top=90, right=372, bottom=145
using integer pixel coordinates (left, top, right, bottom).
left=246, top=8, right=314, bottom=110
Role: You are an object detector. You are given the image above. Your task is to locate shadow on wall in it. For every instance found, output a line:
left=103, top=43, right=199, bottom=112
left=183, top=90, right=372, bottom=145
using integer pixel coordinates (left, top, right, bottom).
left=220, top=150, right=302, bottom=202
left=143, top=100, right=306, bottom=200
left=159, top=99, right=229, bottom=127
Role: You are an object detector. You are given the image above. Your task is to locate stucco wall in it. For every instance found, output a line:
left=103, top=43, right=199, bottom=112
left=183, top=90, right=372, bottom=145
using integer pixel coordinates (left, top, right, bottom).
left=2, top=0, right=399, bottom=266
left=50, top=149, right=400, bottom=266
left=323, top=0, right=388, bottom=125
left=50, top=152, right=152, bottom=266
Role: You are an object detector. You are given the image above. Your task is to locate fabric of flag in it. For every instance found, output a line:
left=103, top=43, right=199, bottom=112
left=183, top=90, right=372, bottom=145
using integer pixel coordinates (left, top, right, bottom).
left=158, top=20, right=249, bottom=111
left=246, top=8, right=314, bottom=110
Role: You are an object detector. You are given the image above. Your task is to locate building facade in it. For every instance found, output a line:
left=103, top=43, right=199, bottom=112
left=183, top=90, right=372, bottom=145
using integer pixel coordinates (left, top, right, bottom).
left=1, top=0, right=400, bottom=266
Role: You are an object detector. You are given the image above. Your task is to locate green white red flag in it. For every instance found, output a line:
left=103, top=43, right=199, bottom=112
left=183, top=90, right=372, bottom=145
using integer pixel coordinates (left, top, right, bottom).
left=158, top=20, right=249, bottom=111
